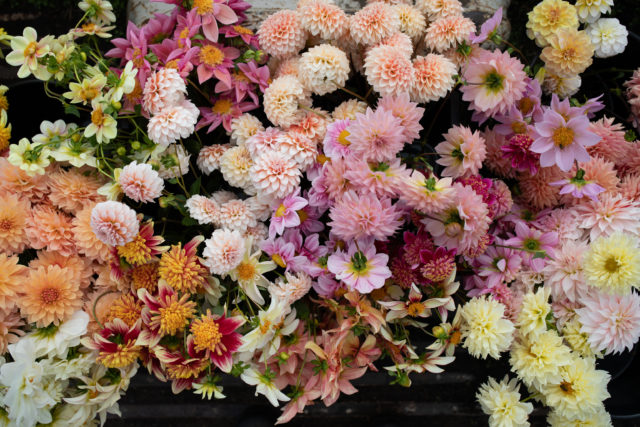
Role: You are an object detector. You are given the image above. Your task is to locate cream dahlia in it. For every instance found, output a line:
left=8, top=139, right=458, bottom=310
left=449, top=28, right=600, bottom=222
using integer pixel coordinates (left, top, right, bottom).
left=197, top=144, right=230, bottom=175
left=202, top=228, right=245, bottom=275
left=298, top=44, right=350, bottom=95
left=250, top=150, right=301, bottom=199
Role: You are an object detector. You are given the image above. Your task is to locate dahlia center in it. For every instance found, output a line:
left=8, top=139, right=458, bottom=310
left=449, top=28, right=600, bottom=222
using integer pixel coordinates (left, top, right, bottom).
left=559, top=380, right=575, bottom=394
left=259, top=319, right=271, bottom=334
left=117, top=234, right=152, bottom=265
left=165, top=59, right=179, bottom=69
left=233, top=70, right=250, bottom=83
left=548, top=8, right=560, bottom=23
left=193, top=318, right=222, bottom=351
left=350, top=251, right=370, bottom=273
left=561, top=48, right=576, bottom=61
left=82, top=23, right=96, bottom=33
left=275, top=204, right=287, bottom=217
left=406, top=301, right=425, bottom=317
left=551, top=126, right=574, bottom=148
left=604, top=256, right=621, bottom=273
left=91, top=107, right=106, bottom=126
left=192, top=0, right=213, bottom=15
left=212, top=99, right=233, bottom=115
left=272, top=253, right=286, bottom=268
left=81, top=86, right=99, bottom=102
left=523, top=238, right=540, bottom=251
left=450, top=330, right=462, bottom=345
left=0, top=218, right=13, bottom=232
left=24, top=41, right=38, bottom=57
left=518, top=97, right=535, bottom=115
left=233, top=25, right=253, bottom=35
left=200, top=45, right=225, bottom=67
left=159, top=302, right=191, bottom=335
left=511, top=121, right=527, bottom=134
left=0, top=95, right=8, bottom=111
left=483, top=71, right=504, bottom=93
left=236, top=261, right=257, bottom=281
left=132, top=48, right=145, bottom=68
left=337, top=129, right=351, bottom=146
left=445, top=222, right=462, bottom=237
left=40, top=287, right=60, bottom=304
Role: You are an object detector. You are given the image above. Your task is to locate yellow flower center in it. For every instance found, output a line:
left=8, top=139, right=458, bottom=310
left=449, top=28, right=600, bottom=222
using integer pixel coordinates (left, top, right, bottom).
left=159, top=301, right=194, bottom=335
left=0, top=126, right=10, bottom=152
left=272, top=253, right=286, bottom=268
left=82, top=23, right=97, bottom=33
left=117, top=233, right=152, bottom=266
left=200, top=45, right=225, bottom=67
left=192, top=0, right=213, bottom=15
left=317, top=154, right=329, bottom=164
left=560, top=47, right=576, bottom=61
left=131, top=263, right=159, bottom=293
left=547, top=7, right=561, bottom=24
left=559, top=380, right=574, bottom=394
left=0, top=218, right=12, bottom=232
left=91, top=107, right=106, bottom=126
left=132, top=47, right=145, bottom=68
left=259, top=319, right=272, bottom=334
left=212, top=98, right=233, bottom=115
left=236, top=261, right=257, bottom=282
left=233, top=25, right=253, bottom=35
left=40, top=287, right=60, bottom=304
left=511, top=121, right=527, bottom=134
left=297, top=209, right=308, bottom=223
left=275, top=204, right=287, bottom=217
left=98, top=344, right=140, bottom=368
left=551, top=126, right=574, bottom=148
left=337, top=129, right=351, bottom=146
left=604, top=256, right=621, bottom=273
left=233, top=70, right=250, bottom=83
left=450, top=330, right=462, bottom=345
left=81, top=86, right=99, bottom=102
left=24, top=41, right=38, bottom=57
left=406, top=301, right=425, bottom=317
left=192, top=317, right=223, bottom=352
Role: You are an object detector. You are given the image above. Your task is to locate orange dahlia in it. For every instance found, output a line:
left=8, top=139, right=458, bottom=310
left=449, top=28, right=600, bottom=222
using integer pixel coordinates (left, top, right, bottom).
left=0, top=192, right=30, bottom=255
left=72, top=203, right=112, bottom=263
left=19, top=265, right=83, bottom=327
left=0, top=309, right=24, bottom=355
left=47, top=168, right=105, bottom=214
left=26, top=205, right=77, bottom=257
left=106, top=293, right=143, bottom=328
left=0, top=157, right=49, bottom=202
left=29, top=250, right=93, bottom=289
left=0, top=253, right=27, bottom=311
left=129, top=261, right=160, bottom=293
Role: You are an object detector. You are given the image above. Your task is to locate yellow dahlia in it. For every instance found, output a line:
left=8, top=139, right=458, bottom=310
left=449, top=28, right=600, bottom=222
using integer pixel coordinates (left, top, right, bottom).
left=540, top=28, right=594, bottom=77
left=129, top=262, right=159, bottom=293
left=158, top=236, right=209, bottom=293
left=106, top=293, right=143, bottom=328
left=526, top=0, right=579, bottom=47
left=583, top=232, right=640, bottom=295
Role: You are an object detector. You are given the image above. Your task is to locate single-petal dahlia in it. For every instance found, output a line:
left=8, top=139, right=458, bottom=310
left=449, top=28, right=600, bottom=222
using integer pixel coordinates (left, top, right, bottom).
left=158, top=236, right=209, bottom=293
left=576, top=291, right=640, bottom=355
left=263, top=75, right=309, bottom=128
left=349, top=2, right=400, bottom=46
left=0, top=254, right=26, bottom=312
left=300, top=0, right=349, bottom=41
left=258, top=10, right=307, bottom=59
left=90, top=201, right=140, bottom=247
left=0, top=192, right=30, bottom=255
left=298, top=44, right=350, bottom=96
left=119, top=161, right=164, bottom=203
left=142, top=67, right=186, bottom=115
left=364, top=45, right=414, bottom=97
left=26, top=205, right=77, bottom=257
left=148, top=102, right=198, bottom=147
left=18, top=265, right=83, bottom=327
left=328, top=191, right=403, bottom=241
left=190, top=310, right=244, bottom=373
left=197, top=144, right=229, bottom=175
left=250, top=150, right=301, bottom=199
left=203, top=229, right=245, bottom=276
left=411, top=54, right=457, bottom=103
left=323, top=119, right=353, bottom=159
left=347, top=107, right=406, bottom=162
left=424, top=15, right=476, bottom=53
left=327, top=240, right=391, bottom=294
left=435, top=125, right=487, bottom=178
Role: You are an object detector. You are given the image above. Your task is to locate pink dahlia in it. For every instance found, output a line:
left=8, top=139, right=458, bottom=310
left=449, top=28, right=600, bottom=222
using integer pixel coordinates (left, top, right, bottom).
left=185, top=195, right=220, bottom=225
left=195, top=42, right=240, bottom=85
left=344, top=158, right=410, bottom=199
left=576, top=291, right=640, bottom=355
left=473, top=244, right=522, bottom=289
left=328, top=191, right=403, bottom=241
left=483, top=128, right=516, bottom=178
left=148, top=101, right=199, bottom=147
left=375, top=32, right=414, bottom=59
left=424, top=15, right=475, bottom=53
left=245, top=127, right=282, bottom=158
left=349, top=2, right=400, bottom=46
left=575, top=194, right=640, bottom=240
left=323, top=119, right=353, bottom=159
left=503, top=222, right=558, bottom=270
left=470, top=7, right=502, bottom=44
left=270, top=191, right=308, bottom=238
left=197, top=144, right=229, bottom=175
left=587, top=117, right=630, bottom=167
left=90, top=201, right=139, bottom=247
left=517, top=166, right=564, bottom=210
left=319, top=157, right=357, bottom=202
left=142, top=68, right=186, bottom=115
left=410, top=54, right=457, bottom=103
left=347, top=107, right=405, bottom=162
left=543, top=240, right=589, bottom=302
left=364, top=45, right=414, bottom=97
left=378, top=93, right=425, bottom=142
left=530, top=108, right=601, bottom=172
left=326, top=239, right=392, bottom=294
left=202, top=228, right=245, bottom=275
left=501, top=134, right=540, bottom=175
left=258, top=10, right=306, bottom=58
left=118, top=161, right=164, bottom=203
left=461, top=49, right=527, bottom=118
left=435, top=125, right=486, bottom=178
left=399, top=171, right=457, bottom=214
left=299, top=0, right=348, bottom=40
left=551, top=175, right=605, bottom=203
left=250, top=150, right=301, bottom=199
left=624, top=67, right=640, bottom=129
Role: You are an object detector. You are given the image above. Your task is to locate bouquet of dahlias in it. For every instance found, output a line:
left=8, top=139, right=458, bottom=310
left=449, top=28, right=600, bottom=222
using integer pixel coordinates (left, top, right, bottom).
left=1, top=0, right=640, bottom=425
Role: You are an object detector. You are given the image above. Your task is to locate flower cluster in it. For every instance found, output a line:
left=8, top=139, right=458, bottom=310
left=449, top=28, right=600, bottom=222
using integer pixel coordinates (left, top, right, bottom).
left=1, top=0, right=639, bottom=425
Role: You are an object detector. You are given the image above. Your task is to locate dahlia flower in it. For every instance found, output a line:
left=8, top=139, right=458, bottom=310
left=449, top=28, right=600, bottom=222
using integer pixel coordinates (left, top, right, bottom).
left=459, top=297, right=514, bottom=359
left=575, top=0, right=613, bottom=23
left=509, top=329, right=572, bottom=387
left=526, top=0, right=579, bottom=47
left=377, top=94, right=424, bottom=142
left=415, top=0, right=463, bottom=21
left=84, top=318, right=141, bottom=368
left=326, top=239, right=391, bottom=294
left=298, top=44, right=350, bottom=95
left=263, top=75, right=309, bottom=128
left=190, top=310, right=244, bottom=372
left=217, top=199, right=258, bottom=233
left=250, top=149, right=301, bottom=199
left=118, top=161, right=163, bottom=203
left=399, top=171, right=456, bottom=215
left=299, top=1, right=349, bottom=41
left=575, top=194, right=640, bottom=240
left=540, top=28, right=594, bottom=77
left=269, top=271, right=313, bottom=305
left=230, top=113, right=264, bottom=145
left=349, top=2, right=400, bottom=46
left=542, top=70, right=582, bottom=98
left=435, top=125, right=486, bottom=178
left=424, top=15, right=475, bottom=53
left=332, top=99, right=368, bottom=120
left=470, top=7, right=503, bottom=44
left=410, top=54, right=457, bottom=103
left=364, top=45, right=414, bottom=97
left=323, top=119, right=353, bottom=159
left=0, top=192, right=30, bottom=255
left=328, top=191, right=403, bottom=241
left=90, top=201, right=140, bottom=247
left=347, top=107, right=405, bottom=162
left=393, top=4, right=426, bottom=40
left=142, top=68, right=186, bottom=115
left=583, top=232, right=640, bottom=295
left=586, top=18, right=628, bottom=58
left=197, top=144, right=229, bottom=175
left=258, top=10, right=306, bottom=58
left=476, top=376, right=533, bottom=427
left=47, top=169, right=104, bottom=214
left=26, top=206, right=76, bottom=257
left=148, top=102, right=199, bottom=147
left=203, top=229, right=245, bottom=276
left=270, top=192, right=308, bottom=238
left=186, top=194, right=220, bottom=225
left=5, top=27, right=53, bottom=80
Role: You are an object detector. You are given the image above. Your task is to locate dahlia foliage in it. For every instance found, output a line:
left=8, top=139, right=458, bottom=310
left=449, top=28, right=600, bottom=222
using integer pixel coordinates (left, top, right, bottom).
left=0, top=0, right=639, bottom=425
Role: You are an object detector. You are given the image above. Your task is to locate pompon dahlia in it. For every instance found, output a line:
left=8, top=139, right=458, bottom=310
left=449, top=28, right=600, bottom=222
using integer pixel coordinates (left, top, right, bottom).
left=142, top=68, right=186, bottom=115
left=72, top=204, right=112, bottom=262
left=410, top=54, right=457, bottom=103
left=18, top=265, right=83, bottom=327
left=119, top=161, right=164, bottom=203
left=349, top=2, right=400, bottom=46
left=375, top=32, right=414, bottom=59
left=489, top=179, right=513, bottom=217
left=364, top=45, right=414, bottom=97
left=0, top=192, right=30, bottom=255
left=328, top=191, right=403, bottom=241
left=219, top=145, right=252, bottom=189
left=148, top=101, right=198, bottom=147
left=186, top=195, right=220, bottom=225
left=378, top=93, right=424, bottom=142
left=332, top=99, right=368, bottom=120
left=263, top=75, right=309, bottom=128
left=399, top=171, right=456, bottom=214
left=0, top=254, right=26, bottom=312
left=250, top=150, right=301, bottom=199
left=30, top=250, right=93, bottom=290
left=218, top=199, right=258, bottom=233
left=274, top=56, right=301, bottom=79
left=203, top=229, right=245, bottom=275
left=415, top=0, right=463, bottom=21
left=258, top=10, right=306, bottom=58
left=288, top=109, right=329, bottom=145
left=424, top=15, right=476, bottom=53
left=197, top=144, right=230, bottom=175
left=26, top=205, right=76, bottom=257
left=90, top=201, right=140, bottom=247
left=347, top=107, right=405, bottom=162
left=587, top=117, right=629, bottom=167
left=231, top=114, right=264, bottom=145
left=48, top=169, right=105, bottom=214
left=299, top=0, right=349, bottom=40
left=576, top=291, right=640, bottom=355
left=435, top=125, right=487, bottom=178
left=158, top=237, right=209, bottom=293
left=461, top=50, right=528, bottom=118
left=298, top=44, right=350, bottom=96
left=393, top=4, right=426, bottom=40
left=526, top=0, right=579, bottom=47
left=576, top=194, right=640, bottom=240
left=245, top=127, right=282, bottom=158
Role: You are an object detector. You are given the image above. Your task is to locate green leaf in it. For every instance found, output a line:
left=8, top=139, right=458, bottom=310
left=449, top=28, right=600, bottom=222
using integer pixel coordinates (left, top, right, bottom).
left=189, top=177, right=201, bottom=195
left=181, top=216, right=198, bottom=226
left=64, top=104, right=81, bottom=118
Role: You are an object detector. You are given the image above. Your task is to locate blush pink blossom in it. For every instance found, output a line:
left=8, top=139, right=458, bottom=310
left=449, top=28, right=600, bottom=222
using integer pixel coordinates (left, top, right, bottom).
left=347, top=107, right=405, bottom=163
left=90, top=201, right=139, bottom=247
left=269, top=192, right=308, bottom=238
left=118, top=161, right=164, bottom=203
left=327, top=239, right=392, bottom=294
